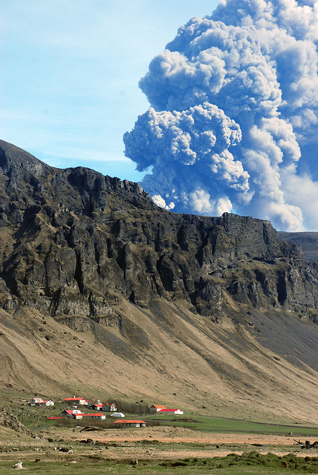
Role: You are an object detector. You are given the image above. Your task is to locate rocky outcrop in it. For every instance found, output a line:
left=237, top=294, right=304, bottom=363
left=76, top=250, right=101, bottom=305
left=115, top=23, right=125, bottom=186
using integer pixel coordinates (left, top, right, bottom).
left=0, top=139, right=317, bottom=326
left=0, top=408, right=31, bottom=435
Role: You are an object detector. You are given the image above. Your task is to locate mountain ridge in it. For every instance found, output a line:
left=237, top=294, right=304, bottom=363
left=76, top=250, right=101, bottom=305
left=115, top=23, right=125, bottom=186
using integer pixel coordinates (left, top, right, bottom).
left=0, top=140, right=311, bottom=316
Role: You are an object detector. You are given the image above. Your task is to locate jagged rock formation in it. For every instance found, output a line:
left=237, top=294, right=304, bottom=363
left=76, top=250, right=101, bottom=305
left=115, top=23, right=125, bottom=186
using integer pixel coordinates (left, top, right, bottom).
left=1, top=139, right=318, bottom=423
left=0, top=139, right=317, bottom=320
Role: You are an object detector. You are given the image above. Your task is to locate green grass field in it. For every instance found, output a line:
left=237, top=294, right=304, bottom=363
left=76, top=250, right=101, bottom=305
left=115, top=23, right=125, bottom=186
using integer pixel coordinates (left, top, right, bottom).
left=2, top=389, right=318, bottom=474
left=1, top=452, right=318, bottom=474
left=143, top=414, right=318, bottom=438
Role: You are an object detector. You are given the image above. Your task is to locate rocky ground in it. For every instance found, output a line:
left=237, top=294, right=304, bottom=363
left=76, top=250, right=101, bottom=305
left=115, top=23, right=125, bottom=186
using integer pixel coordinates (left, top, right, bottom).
left=1, top=424, right=317, bottom=463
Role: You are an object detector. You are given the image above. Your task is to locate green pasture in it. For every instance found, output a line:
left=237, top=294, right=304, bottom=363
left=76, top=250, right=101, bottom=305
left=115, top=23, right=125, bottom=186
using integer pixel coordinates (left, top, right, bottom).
left=49, top=412, right=318, bottom=439
left=2, top=388, right=318, bottom=475
left=142, top=413, right=318, bottom=438
left=1, top=452, right=318, bottom=475
left=13, top=407, right=318, bottom=438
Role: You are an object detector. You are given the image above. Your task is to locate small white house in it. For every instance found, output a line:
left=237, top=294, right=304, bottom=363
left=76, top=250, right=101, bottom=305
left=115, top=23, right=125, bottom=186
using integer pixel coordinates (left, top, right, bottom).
left=91, top=413, right=106, bottom=420
left=111, top=412, right=125, bottom=418
left=72, top=413, right=84, bottom=420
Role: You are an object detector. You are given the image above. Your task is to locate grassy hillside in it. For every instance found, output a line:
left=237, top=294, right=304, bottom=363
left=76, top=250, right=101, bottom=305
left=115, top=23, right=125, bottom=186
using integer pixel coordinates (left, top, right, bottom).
left=1, top=295, right=318, bottom=425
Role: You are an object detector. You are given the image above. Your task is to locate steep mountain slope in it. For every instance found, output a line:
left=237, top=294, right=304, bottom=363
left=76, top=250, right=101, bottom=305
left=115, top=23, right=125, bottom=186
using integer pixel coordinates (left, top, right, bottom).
left=1, top=139, right=318, bottom=424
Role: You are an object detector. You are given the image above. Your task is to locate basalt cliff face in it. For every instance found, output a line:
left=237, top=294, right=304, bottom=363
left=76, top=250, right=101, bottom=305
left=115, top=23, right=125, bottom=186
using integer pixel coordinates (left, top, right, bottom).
left=1, top=139, right=318, bottom=423
left=0, top=139, right=316, bottom=318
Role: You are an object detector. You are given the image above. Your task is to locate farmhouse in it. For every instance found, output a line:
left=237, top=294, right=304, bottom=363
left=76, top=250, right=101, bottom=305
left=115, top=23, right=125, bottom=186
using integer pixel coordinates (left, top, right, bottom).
left=102, top=402, right=117, bottom=412
left=91, top=403, right=104, bottom=410
left=61, top=409, right=82, bottom=417
left=113, top=420, right=146, bottom=427
left=73, top=412, right=106, bottom=420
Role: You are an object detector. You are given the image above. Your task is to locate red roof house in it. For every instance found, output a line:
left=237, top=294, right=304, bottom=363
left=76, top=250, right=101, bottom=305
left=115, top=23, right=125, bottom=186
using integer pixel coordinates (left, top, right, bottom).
left=61, top=409, right=82, bottom=417
left=102, top=402, right=117, bottom=412
left=73, top=412, right=106, bottom=420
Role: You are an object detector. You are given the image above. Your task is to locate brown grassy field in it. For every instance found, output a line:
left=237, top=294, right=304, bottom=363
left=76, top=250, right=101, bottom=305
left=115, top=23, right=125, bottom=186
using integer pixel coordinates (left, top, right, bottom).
left=1, top=423, right=318, bottom=466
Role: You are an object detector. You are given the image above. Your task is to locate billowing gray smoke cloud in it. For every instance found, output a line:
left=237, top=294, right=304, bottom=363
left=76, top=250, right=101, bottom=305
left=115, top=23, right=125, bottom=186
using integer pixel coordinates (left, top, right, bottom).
left=123, top=0, right=318, bottom=231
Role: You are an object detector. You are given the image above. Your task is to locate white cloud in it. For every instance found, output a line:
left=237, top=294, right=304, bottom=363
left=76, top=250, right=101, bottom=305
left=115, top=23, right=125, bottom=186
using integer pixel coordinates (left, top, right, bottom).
left=189, top=189, right=215, bottom=214
left=216, top=197, right=233, bottom=215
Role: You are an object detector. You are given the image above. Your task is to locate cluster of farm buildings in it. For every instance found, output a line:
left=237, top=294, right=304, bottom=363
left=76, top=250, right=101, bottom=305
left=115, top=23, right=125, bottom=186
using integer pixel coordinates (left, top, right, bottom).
left=30, top=397, right=183, bottom=428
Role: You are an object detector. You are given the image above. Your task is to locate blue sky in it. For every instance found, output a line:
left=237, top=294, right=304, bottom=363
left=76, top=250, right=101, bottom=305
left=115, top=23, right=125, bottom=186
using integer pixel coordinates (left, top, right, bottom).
left=1, top=0, right=219, bottom=182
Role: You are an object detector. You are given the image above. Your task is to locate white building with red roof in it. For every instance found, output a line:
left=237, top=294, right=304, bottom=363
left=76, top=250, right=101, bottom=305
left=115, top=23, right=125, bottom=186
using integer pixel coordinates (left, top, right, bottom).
left=61, top=409, right=82, bottom=417
left=73, top=412, right=106, bottom=420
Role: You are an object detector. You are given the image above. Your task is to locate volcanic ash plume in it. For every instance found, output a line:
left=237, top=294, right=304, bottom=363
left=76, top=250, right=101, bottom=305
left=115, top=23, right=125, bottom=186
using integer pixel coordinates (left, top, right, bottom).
left=123, top=0, right=318, bottom=231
